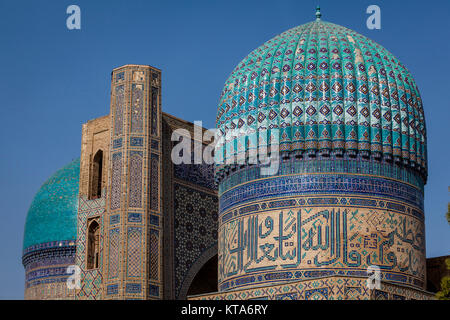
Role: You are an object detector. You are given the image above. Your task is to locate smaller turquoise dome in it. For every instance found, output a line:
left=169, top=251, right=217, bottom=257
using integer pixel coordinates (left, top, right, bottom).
left=23, top=159, right=80, bottom=251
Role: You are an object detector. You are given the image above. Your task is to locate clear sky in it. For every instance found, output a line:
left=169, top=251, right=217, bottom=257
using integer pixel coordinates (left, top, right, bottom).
left=0, top=0, right=449, bottom=299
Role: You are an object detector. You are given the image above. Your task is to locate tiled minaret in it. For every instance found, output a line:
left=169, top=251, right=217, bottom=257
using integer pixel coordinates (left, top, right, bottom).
left=104, top=65, right=163, bottom=299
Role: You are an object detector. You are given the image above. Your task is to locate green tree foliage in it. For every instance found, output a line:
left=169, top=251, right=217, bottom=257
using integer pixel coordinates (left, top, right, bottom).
left=447, top=187, right=450, bottom=225
left=446, top=203, right=450, bottom=225
left=436, top=258, right=450, bottom=300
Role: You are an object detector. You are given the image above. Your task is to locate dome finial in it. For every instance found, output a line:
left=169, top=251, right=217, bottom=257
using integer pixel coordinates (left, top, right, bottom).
left=315, top=5, right=322, bottom=21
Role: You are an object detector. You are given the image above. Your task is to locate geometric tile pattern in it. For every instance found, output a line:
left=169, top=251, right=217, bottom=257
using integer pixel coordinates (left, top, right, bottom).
left=188, top=276, right=434, bottom=300
left=105, top=65, right=163, bottom=300
left=108, top=228, right=120, bottom=279
left=114, top=85, right=124, bottom=136
left=131, top=83, right=144, bottom=133
left=75, top=192, right=105, bottom=300
left=215, top=18, right=427, bottom=183
left=23, top=279, right=77, bottom=300
left=24, top=33, right=430, bottom=301
left=218, top=155, right=425, bottom=195
left=173, top=144, right=217, bottom=190
left=150, top=154, right=159, bottom=211
left=220, top=171, right=424, bottom=213
left=150, top=86, right=159, bottom=135
left=149, top=229, right=159, bottom=280
left=174, top=162, right=216, bottom=190
left=22, top=159, right=80, bottom=300
left=22, top=243, right=76, bottom=300
left=218, top=168, right=426, bottom=292
left=173, top=183, right=218, bottom=298
left=110, top=153, right=122, bottom=210
left=128, top=151, right=143, bottom=208
left=127, top=227, right=142, bottom=278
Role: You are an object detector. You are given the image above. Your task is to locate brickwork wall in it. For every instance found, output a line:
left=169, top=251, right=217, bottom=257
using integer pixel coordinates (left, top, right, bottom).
left=75, top=115, right=110, bottom=299
left=188, top=276, right=434, bottom=300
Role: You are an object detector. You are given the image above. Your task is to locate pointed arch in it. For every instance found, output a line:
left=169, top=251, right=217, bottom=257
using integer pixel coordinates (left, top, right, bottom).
left=179, top=244, right=218, bottom=299
left=90, top=149, right=103, bottom=199
left=86, top=219, right=100, bottom=269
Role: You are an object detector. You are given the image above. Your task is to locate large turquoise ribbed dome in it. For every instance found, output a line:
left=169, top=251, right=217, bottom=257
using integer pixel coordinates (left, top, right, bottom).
left=23, top=159, right=80, bottom=251
left=215, top=14, right=427, bottom=181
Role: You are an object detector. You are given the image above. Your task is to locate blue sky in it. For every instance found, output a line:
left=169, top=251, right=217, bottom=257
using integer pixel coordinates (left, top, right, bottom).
left=0, top=0, right=449, bottom=299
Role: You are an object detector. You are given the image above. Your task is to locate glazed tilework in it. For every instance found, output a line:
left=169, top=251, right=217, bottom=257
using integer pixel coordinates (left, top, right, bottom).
left=113, top=85, right=125, bottom=136
left=161, top=114, right=221, bottom=299
left=173, top=142, right=218, bottom=190
left=126, top=283, right=142, bottom=294
left=130, top=137, right=143, bottom=147
left=113, top=138, right=122, bottom=149
left=22, top=160, right=80, bottom=300
left=150, top=153, right=160, bottom=211
left=104, top=65, right=163, bottom=300
left=127, top=227, right=143, bottom=277
left=23, top=239, right=76, bottom=256
left=110, top=152, right=122, bottom=210
left=131, top=83, right=144, bottom=133
left=174, top=162, right=217, bottom=190
left=24, top=38, right=430, bottom=299
left=107, top=229, right=120, bottom=279
left=151, top=86, right=159, bottom=135
left=128, top=151, right=143, bottom=208
left=220, top=171, right=424, bottom=213
left=218, top=168, right=426, bottom=292
left=173, top=183, right=218, bottom=298
left=75, top=192, right=106, bottom=300
left=106, top=284, right=118, bottom=295
left=23, top=159, right=80, bottom=250
left=23, top=246, right=75, bottom=272
left=149, top=229, right=159, bottom=280
left=215, top=20, right=427, bottom=182
left=188, top=276, right=434, bottom=300
left=23, top=243, right=76, bottom=294
left=218, top=155, right=424, bottom=194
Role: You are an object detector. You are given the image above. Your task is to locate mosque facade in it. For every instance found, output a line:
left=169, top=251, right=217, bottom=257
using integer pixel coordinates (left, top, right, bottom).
left=22, top=10, right=438, bottom=300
